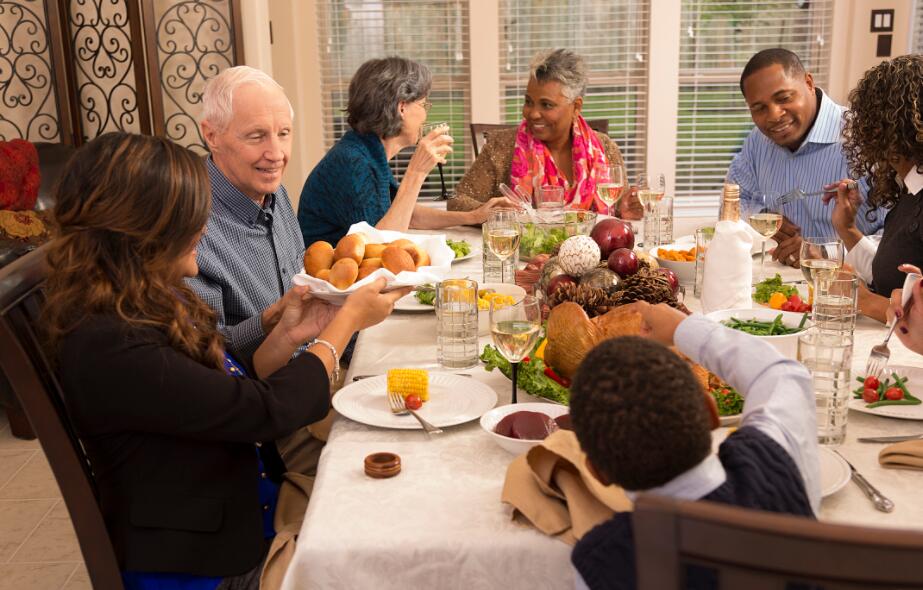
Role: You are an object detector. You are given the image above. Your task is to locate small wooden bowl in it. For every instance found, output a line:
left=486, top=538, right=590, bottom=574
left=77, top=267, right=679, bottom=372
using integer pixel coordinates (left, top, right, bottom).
left=364, top=452, right=401, bottom=478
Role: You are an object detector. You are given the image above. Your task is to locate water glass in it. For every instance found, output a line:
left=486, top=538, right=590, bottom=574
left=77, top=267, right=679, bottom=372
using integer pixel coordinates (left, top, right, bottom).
left=436, top=279, right=479, bottom=369
left=644, top=195, right=673, bottom=247
left=693, top=225, right=715, bottom=298
left=798, top=329, right=853, bottom=445
left=535, top=185, right=565, bottom=219
left=812, top=271, right=859, bottom=336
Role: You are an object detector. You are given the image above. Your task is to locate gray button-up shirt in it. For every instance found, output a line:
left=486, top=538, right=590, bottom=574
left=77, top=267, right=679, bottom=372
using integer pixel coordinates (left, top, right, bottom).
left=187, top=157, right=305, bottom=359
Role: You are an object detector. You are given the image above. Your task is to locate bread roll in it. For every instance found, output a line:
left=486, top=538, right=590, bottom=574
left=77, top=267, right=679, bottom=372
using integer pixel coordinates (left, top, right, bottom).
left=415, top=249, right=431, bottom=268
left=389, top=238, right=415, bottom=250
left=304, top=241, right=334, bottom=276
left=334, top=233, right=367, bottom=264
left=315, top=268, right=330, bottom=281
left=359, top=257, right=383, bottom=270
left=363, top=243, right=387, bottom=259
left=381, top=245, right=415, bottom=274
left=403, top=244, right=431, bottom=268
left=357, top=265, right=378, bottom=281
left=329, top=258, right=359, bottom=289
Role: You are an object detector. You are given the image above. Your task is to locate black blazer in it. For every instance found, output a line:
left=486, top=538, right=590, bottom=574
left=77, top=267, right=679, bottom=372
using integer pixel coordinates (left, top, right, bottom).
left=57, top=315, right=330, bottom=576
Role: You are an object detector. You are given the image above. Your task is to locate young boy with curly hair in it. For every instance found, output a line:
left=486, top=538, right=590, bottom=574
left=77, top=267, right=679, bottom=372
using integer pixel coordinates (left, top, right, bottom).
left=570, top=302, right=820, bottom=590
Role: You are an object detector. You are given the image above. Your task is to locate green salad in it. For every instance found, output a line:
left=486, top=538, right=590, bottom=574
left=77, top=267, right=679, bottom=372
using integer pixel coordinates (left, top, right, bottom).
left=480, top=344, right=570, bottom=405
left=710, top=386, right=743, bottom=417
left=520, top=222, right=568, bottom=260
left=446, top=239, right=472, bottom=259
left=753, top=274, right=799, bottom=303
left=413, top=284, right=435, bottom=306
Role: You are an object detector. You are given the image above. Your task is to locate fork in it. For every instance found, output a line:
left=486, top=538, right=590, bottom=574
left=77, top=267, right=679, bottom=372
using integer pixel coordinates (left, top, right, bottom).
left=387, top=390, right=443, bottom=435
left=776, top=181, right=857, bottom=206
left=865, top=272, right=919, bottom=379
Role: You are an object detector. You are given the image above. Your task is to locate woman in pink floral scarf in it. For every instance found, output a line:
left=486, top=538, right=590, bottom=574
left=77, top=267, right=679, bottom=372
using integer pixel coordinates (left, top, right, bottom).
left=451, top=49, right=641, bottom=218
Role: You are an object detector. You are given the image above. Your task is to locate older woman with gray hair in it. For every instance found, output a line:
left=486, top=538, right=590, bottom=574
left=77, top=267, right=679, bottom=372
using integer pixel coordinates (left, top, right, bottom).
left=298, top=56, right=514, bottom=245
left=450, top=48, right=640, bottom=217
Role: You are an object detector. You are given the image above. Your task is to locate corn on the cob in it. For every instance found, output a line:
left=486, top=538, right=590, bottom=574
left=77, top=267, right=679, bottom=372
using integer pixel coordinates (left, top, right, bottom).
left=387, top=368, right=429, bottom=402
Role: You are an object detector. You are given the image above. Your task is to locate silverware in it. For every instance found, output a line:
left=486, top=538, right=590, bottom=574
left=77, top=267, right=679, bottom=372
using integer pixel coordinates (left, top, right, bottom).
left=858, top=434, right=923, bottom=443
left=386, top=389, right=443, bottom=435
left=352, top=373, right=472, bottom=382
left=865, top=273, right=918, bottom=379
left=833, top=449, right=894, bottom=513
left=776, top=181, right=856, bottom=206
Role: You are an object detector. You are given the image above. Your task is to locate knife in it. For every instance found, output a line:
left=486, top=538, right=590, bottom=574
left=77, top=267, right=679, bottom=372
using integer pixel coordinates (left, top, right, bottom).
left=833, top=450, right=894, bottom=513
left=858, top=434, right=923, bottom=443
left=352, top=373, right=473, bottom=382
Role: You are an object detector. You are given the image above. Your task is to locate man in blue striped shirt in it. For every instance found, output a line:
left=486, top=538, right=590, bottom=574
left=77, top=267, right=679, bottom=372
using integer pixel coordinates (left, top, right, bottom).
left=728, top=49, right=884, bottom=266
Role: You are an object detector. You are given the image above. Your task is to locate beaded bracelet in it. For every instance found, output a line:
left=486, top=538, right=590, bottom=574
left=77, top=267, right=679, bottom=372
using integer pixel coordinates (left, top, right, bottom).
left=307, top=338, right=340, bottom=387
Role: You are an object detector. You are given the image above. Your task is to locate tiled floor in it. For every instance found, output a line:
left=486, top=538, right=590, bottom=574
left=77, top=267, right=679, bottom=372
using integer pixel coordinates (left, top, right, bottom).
left=0, top=409, right=89, bottom=590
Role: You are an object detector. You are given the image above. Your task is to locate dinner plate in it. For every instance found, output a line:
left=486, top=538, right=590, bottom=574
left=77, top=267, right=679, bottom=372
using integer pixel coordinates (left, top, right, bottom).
left=848, top=365, right=923, bottom=421
left=394, top=292, right=435, bottom=312
left=819, top=446, right=850, bottom=498
left=333, top=373, right=498, bottom=429
left=452, top=247, right=479, bottom=263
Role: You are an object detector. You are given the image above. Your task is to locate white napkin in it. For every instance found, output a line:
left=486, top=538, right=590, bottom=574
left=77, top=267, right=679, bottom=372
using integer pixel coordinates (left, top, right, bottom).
left=701, top=220, right=754, bottom=313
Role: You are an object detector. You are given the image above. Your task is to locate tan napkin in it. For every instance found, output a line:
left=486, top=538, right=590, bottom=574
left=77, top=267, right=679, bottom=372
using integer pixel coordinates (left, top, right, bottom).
left=501, top=430, right=632, bottom=545
left=879, top=440, right=923, bottom=470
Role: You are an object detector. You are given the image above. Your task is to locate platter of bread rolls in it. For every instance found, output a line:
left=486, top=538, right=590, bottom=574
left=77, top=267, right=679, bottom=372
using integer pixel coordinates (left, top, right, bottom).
left=292, top=222, right=454, bottom=304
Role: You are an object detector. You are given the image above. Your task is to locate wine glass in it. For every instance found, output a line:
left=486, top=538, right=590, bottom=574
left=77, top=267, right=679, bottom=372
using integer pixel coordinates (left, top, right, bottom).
left=490, top=295, right=542, bottom=404
left=596, top=163, right=626, bottom=215
left=743, top=193, right=783, bottom=279
left=637, top=172, right=666, bottom=246
left=485, top=208, right=521, bottom=284
left=421, top=121, right=450, bottom=200
left=799, top=237, right=845, bottom=293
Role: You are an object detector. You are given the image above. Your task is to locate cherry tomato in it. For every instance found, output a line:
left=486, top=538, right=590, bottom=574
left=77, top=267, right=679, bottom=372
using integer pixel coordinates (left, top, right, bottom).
left=789, top=294, right=803, bottom=306
left=780, top=301, right=793, bottom=311
left=885, top=387, right=904, bottom=401
left=863, top=376, right=880, bottom=390
left=404, top=394, right=423, bottom=410
left=862, top=388, right=880, bottom=404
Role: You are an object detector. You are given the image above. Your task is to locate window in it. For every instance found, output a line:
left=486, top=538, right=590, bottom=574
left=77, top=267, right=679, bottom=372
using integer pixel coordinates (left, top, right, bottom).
left=914, top=0, right=923, bottom=52
left=676, top=1, right=833, bottom=209
left=498, top=0, right=650, bottom=180
left=317, top=0, right=469, bottom=198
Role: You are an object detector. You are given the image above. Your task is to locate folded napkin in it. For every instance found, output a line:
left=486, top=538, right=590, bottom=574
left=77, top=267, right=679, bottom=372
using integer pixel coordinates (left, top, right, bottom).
left=879, top=440, right=923, bottom=470
left=501, top=430, right=631, bottom=545
left=701, top=220, right=753, bottom=314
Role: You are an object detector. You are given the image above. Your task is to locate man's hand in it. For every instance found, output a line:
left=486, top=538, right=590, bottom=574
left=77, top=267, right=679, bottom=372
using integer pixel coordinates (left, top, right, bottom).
left=623, top=301, right=686, bottom=346
left=769, top=215, right=802, bottom=267
left=469, top=196, right=520, bottom=224
left=260, top=295, right=287, bottom=334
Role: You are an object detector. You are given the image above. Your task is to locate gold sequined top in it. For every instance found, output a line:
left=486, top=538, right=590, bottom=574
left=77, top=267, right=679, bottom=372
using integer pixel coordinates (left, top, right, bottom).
left=448, top=127, right=624, bottom=212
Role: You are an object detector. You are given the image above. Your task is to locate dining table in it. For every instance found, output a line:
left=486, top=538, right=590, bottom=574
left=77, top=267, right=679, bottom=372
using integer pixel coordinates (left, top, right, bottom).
left=281, top=224, right=923, bottom=590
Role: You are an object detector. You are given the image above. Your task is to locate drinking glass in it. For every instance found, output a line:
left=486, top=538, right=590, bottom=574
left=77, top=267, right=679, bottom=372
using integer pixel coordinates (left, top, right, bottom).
left=798, top=329, right=853, bottom=445
left=421, top=121, right=450, bottom=200
left=485, top=209, right=521, bottom=284
left=799, top=237, right=845, bottom=291
left=535, top=185, right=565, bottom=221
left=435, top=278, right=479, bottom=369
left=490, top=294, right=542, bottom=404
left=812, top=271, right=859, bottom=336
left=693, top=225, right=715, bottom=298
left=743, top=193, right=783, bottom=279
left=596, top=164, right=626, bottom=215
left=637, top=172, right=666, bottom=247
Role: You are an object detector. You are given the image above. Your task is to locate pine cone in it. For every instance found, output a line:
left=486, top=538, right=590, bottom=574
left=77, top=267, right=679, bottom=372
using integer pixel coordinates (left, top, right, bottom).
left=610, top=268, right=681, bottom=308
left=547, top=283, right=619, bottom=318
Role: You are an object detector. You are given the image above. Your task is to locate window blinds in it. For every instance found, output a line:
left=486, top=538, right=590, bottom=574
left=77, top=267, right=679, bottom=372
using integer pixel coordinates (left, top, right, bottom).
left=316, top=0, right=469, bottom=199
left=914, top=0, right=923, bottom=52
left=498, top=0, right=650, bottom=181
left=676, top=1, right=833, bottom=209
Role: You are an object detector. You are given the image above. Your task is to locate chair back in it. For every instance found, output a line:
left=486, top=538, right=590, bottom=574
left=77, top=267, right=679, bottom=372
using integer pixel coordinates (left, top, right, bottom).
left=469, top=119, right=610, bottom=158
left=34, top=142, right=76, bottom=211
left=0, top=245, right=124, bottom=590
left=634, top=494, right=923, bottom=589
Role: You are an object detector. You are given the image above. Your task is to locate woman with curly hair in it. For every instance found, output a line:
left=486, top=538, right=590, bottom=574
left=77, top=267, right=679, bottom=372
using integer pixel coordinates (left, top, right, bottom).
left=826, top=55, right=923, bottom=320
left=44, top=132, right=405, bottom=589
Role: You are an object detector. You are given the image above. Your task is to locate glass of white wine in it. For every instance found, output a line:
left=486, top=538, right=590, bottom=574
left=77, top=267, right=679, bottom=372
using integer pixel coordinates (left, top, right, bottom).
left=799, top=237, right=845, bottom=292
left=485, top=208, right=521, bottom=284
left=490, top=294, right=542, bottom=404
left=744, top=193, right=783, bottom=278
left=596, top=164, right=626, bottom=215
left=421, top=121, right=450, bottom=199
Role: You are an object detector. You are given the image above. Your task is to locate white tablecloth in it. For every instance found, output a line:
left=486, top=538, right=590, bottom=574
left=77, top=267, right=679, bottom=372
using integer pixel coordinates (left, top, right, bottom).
left=282, top=226, right=923, bottom=590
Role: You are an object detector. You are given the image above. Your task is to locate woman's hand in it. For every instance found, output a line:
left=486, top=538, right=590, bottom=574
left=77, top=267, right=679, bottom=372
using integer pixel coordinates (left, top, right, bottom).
left=889, top=265, right=923, bottom=354
left=822, top=179, right=862, bottom=238
left=469, top=197, right=521, bottom=224
left=275, top=286, right=338, bottom=347
left=407, top=127, right=453, bottom=175
left=618, top=186, right=643, bottom=220
left=340, top=277, right=410, bottom=331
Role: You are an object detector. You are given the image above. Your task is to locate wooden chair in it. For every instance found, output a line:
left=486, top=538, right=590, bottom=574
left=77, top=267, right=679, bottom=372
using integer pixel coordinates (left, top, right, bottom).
left=469, top=119, right=610, bottom=158
left=633, top=494, right=923, bottom=589
left=0, top=245, right=124, bottom=589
